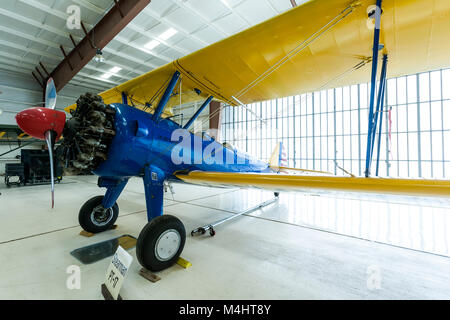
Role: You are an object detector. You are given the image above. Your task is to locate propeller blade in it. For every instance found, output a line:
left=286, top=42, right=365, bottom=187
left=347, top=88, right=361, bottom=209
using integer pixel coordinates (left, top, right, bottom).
left=45, top=78, right=57, bottom=110
left=45, top=130, right=56, bottom=209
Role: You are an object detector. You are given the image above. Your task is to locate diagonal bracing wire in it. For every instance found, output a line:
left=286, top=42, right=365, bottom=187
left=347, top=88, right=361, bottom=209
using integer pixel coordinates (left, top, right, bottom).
left=233, top=2, right=360, bottom=100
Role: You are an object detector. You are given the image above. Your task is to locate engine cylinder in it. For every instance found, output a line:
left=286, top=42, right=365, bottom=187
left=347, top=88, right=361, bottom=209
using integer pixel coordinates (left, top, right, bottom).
left=58, top=93, right=116, bottom=175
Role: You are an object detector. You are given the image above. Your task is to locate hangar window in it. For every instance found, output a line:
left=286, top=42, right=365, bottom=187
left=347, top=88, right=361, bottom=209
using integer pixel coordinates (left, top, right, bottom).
left=221, top=67, right=450, bottom=179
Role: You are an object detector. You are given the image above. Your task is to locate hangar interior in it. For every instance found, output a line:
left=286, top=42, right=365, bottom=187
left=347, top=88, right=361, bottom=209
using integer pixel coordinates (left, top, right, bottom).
left=1, top=0, right=450, bottom=300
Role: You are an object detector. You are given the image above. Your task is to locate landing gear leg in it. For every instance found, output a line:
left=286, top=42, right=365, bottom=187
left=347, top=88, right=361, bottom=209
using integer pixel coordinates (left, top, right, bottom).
left=136, top=165, right=186, bottom=271
left=78, top=178, right=128, bottom=233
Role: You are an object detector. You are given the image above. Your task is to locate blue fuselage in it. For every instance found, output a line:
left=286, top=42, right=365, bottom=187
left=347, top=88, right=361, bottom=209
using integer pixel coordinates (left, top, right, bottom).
left=93, top=103, right=271, bottom=181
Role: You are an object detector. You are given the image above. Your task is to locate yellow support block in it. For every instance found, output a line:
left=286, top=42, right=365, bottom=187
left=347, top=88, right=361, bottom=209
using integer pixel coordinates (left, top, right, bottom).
left=18, top=132, right=31, bottom=140
left=0, top=132, right=5, bottom=139
left=176, top=257, right=192, bottom=269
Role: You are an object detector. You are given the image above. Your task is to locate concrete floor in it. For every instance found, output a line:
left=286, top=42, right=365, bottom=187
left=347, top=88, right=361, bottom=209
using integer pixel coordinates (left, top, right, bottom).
left=1, top=175, right=450, bottom=299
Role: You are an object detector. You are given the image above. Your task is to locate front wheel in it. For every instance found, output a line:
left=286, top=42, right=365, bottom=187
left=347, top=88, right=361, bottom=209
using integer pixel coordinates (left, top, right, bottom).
left=78, top=196, right=119, bottom=233
left=136, top=215, right=186, bottom=272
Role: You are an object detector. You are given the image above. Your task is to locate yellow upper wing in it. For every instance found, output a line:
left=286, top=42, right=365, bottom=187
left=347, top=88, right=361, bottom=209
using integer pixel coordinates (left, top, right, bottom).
left=66, top=0, right=450, bottom=114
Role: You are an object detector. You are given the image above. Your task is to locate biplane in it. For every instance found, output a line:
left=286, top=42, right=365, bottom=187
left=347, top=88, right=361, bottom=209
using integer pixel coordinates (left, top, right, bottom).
left=15, top=0, right=450, bottom=271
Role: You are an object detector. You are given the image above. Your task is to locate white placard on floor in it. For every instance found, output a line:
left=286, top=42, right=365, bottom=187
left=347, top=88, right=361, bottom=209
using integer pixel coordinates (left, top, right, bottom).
left=104, top=245, right=133, bottom=300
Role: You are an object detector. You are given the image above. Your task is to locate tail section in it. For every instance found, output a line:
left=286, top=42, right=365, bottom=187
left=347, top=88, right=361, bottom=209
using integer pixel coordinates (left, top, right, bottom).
left=269, top=141, right=287, bottom=168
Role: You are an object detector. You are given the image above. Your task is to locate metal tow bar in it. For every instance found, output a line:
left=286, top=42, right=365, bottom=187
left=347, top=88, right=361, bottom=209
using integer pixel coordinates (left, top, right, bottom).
left=191, top=193, right=279, bottom=237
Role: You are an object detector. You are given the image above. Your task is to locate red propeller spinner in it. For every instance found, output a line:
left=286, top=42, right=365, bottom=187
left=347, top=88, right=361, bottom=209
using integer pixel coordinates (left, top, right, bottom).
left=16, top=107, right=66, bottom=140
left=15, top=78, right=66, bottom=208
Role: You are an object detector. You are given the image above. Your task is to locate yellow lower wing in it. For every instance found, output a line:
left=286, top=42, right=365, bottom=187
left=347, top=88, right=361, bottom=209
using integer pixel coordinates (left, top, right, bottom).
left=175, top=171, right=450, bottom=198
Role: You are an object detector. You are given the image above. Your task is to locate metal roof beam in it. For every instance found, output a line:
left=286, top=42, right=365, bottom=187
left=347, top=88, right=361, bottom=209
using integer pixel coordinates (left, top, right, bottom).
left=15, top=0, right=169, bottom=64
left=73, top=0, right=190, bottom=56
left=0, top=11, right=146, bottom=79
left=0, top=40, right=126, bottom=86
left=11, top=1, right=160, bottom=70
left=0, top=58, right=115, bottom=91
left=49, top=0, right=151, bottom=91
left=20, top=0, right=172, bottom=63
left=0, top=47, right=121, bottom=88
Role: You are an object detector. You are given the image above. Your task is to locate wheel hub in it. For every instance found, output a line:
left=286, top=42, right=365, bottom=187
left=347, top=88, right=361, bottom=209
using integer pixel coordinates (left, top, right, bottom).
left=91, top=205, right=113, bottom=226
left=154, top=229, right=181, bottom=261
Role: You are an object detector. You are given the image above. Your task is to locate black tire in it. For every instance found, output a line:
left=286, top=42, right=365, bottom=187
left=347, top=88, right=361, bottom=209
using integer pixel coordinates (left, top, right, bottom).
left=78, top=196, right=119, bottom=233
left=136, top=215, right=186, bottom=272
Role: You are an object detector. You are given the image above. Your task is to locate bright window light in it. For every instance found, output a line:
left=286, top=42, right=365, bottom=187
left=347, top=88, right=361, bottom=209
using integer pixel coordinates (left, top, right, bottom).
left=160, top=28, right=178, bottom=40
left=100, top=73, right=112, bottom=79
left=109, top=66, right=122, bottom=73
left=100, top=66, right=121, bottom=80
left=220, top=0, right=232, bottom=10
left=145, top=40, right=160, bottom=50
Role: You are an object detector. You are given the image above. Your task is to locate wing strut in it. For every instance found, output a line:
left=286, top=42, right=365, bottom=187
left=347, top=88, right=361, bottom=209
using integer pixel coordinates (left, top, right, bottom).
left=364, top=0, right=385, bottom=177
left=375, top=55, right=389, bottom=176
left=153, top=71, right=181, bottom=121
left=366, top=54, right=388, bottom=177
left=121, top=92, right=128, bottom=105
left=183, top=96, right=213, bottom=130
